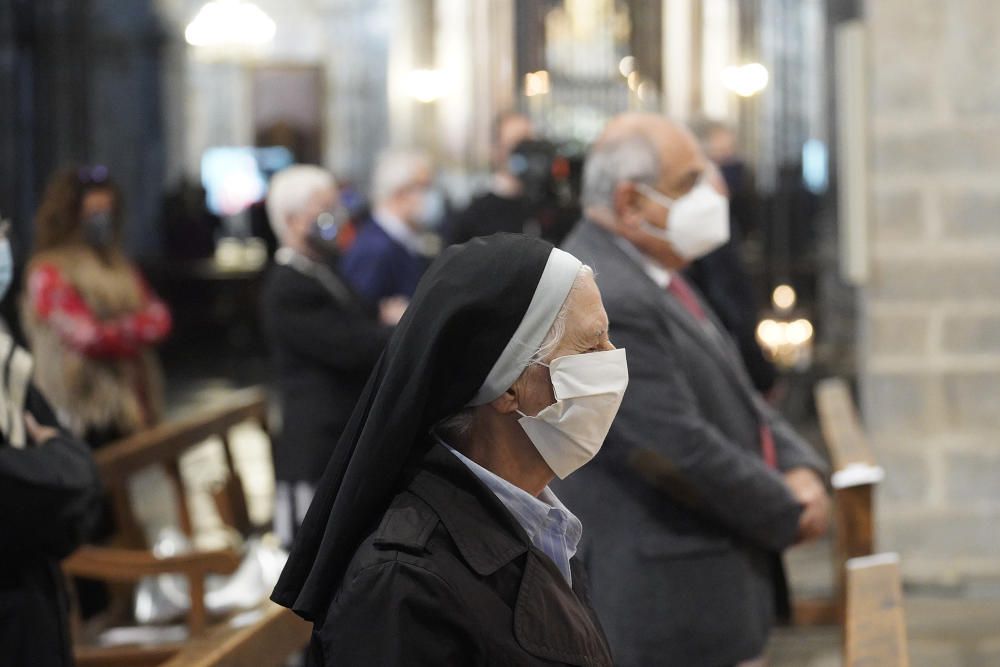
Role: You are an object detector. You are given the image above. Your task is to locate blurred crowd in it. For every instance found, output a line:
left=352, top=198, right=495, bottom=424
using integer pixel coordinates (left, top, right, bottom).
left=2, top=109, right=827, bottom=667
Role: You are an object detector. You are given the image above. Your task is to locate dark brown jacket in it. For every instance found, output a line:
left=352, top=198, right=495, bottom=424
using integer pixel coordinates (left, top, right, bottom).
left=307, top=443, right=614, bottom=666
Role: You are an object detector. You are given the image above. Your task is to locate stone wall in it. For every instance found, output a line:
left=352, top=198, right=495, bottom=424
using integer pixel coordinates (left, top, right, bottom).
left=863, top=0, right=1000, bottom=585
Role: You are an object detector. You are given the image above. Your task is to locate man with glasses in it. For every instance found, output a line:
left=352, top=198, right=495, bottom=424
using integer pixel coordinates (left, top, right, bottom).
left=555, top=114, right=830, bottom=667
left=261, top=165, right=400, bottom=547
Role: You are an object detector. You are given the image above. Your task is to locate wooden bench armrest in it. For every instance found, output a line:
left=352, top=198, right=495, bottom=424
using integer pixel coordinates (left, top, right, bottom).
left=64, top=545, right=242, bottom=582
left=844, top=553, right=909, bottom=666
left=161, top=602, right=311, bottom=667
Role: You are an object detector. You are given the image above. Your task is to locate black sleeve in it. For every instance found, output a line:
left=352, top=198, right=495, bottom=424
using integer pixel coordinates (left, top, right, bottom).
left=263, top=270, right=391, bottom=373
left=605, top=304, right=803, bottom=553
left=0, top=386, right=102, bottom=560
left=314, top=561, right=480, bottom=666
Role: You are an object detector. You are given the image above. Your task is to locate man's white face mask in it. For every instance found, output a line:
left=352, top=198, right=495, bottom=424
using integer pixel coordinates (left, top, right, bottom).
left=516, top=347, right=629, bottom=479
left=635, top=180, right=731, bottom=261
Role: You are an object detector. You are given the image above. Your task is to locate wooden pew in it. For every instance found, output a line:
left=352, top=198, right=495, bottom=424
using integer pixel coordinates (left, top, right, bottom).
left=794, top=377, right=884, bottom=625
left=63, top=387, right=310, bottom=666
left=844, top=553, right=910, bottom=666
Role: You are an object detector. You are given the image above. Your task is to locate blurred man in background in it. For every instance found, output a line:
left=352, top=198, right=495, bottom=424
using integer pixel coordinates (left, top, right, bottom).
left=447, top=111, right=536, bottom=244
left=556, top=114, right=830, bottom=667
left=688, top=118, right=777, bottom=395
left=261, top=165, right=400, bottom=547
left=340, top=150, right=440, bottom=310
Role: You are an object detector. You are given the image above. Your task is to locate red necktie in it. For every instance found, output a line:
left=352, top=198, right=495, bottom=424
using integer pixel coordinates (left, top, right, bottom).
left=667, top=273, right=777, bottom=469
left=666, top=273, right=707, bottom=322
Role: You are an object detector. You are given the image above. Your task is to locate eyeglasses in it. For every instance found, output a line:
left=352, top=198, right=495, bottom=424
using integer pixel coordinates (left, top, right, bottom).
left=77, top=165, right=110, bottom=186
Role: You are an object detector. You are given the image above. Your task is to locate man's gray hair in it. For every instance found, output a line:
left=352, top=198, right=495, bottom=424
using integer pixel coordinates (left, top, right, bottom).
left=371, top=149, right=432, bottom=205
left=580, top=134, right=661, bottom=209
left=437, top=264, right=594, bottom=440
left=267, top=165, right=336, bottom=242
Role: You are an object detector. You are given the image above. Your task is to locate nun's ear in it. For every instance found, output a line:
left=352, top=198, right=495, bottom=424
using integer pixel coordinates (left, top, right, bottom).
left=489, top=386, right=520, bottom=415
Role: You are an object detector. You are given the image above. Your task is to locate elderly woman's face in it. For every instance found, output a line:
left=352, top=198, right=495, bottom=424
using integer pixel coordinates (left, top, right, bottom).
left=514, top=274, right=614, bottom=416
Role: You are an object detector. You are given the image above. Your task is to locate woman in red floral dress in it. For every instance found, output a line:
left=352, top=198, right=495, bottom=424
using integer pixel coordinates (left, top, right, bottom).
left=22, top=166, right=171, bottom=447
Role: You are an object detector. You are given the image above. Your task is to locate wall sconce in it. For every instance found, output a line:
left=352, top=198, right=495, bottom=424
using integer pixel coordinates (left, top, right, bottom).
left=721, top=62, right=769, bottom=97
left=406, top=69, right=448, bottom=103
left=524, top=70, right=551, bottom=97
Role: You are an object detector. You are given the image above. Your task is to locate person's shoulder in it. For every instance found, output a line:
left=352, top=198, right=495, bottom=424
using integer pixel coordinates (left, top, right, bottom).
left=262, top=262, right=318, bottom=303
left=338, top=490, right=459, bottom=591
left=344, top=220, right=396, bottom=260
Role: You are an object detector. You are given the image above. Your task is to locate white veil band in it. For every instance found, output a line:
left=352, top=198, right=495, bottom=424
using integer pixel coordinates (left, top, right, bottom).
left=468, top=248, right=583, bottom=406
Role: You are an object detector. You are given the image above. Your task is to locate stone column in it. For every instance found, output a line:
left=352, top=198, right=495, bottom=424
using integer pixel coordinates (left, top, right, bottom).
left=863, top=0, right=1000, bottom=585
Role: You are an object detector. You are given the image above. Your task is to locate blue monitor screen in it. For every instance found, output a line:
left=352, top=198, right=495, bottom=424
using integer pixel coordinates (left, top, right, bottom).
left=201, top=146, right=294, bottom=215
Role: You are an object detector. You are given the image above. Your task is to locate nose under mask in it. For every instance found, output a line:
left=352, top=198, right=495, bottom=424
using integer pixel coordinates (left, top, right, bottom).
left=515, top=347, right=629, bottom=479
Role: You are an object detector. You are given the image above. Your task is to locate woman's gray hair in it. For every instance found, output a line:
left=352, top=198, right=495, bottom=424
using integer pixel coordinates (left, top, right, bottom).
left=580, top=134, right=661, bottom=210
left=437, top=265, right=594, bottom=440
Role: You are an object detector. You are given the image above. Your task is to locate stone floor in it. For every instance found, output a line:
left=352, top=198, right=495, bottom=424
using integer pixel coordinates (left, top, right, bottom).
left=138, top=375, right=1000, bottom=666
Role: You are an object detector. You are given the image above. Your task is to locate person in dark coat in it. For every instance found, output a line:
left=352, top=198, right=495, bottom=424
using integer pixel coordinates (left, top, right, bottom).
left=272, top=234, right=626, bottom=666
left=0, top=228, right=102, bottom=667
left=339, top=150, right=438, bottom=309
left=557, top=114, right=830, bottom=667
left=261, top=165, right=400, bottom=547
left=446, top=112, right=536, bottom=246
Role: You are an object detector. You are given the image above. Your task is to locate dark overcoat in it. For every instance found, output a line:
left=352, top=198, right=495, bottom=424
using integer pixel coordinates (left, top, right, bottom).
left=307, top=443, right=615, bottom=666
left=261, top=261, right=390, bottom=483
left=0, top=387, right=101, bottom=667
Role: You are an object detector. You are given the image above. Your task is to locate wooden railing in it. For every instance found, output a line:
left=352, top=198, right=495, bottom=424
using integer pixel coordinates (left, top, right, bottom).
left=794, top=377, right=884, bottom=625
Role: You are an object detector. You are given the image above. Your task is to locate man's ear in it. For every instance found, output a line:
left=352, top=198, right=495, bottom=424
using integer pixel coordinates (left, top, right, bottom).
left=613, top=182, right=642, bottom=228
left=489, top=385, right=520, bottom=415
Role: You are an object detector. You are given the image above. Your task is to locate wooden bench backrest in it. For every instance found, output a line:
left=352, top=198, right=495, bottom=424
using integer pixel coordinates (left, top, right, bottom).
left=802, top=377, right=885, bottom=627
left=94, top=387, right=268, bottom=547
left=845, top=553, right=910, bottom=666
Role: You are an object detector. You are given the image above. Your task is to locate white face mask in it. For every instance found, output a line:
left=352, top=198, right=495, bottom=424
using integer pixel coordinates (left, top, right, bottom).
left=635, top=181, right=730, bottom=260
left=516, top=347, right=629, bottom=479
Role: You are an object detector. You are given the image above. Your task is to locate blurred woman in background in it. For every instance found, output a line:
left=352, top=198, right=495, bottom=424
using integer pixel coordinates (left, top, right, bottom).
left=22, top=165, right=172, bottom=447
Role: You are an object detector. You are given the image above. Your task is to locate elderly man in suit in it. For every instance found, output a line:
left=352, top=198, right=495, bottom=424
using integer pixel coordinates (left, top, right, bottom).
left=556, top=113, right=830, bottom=667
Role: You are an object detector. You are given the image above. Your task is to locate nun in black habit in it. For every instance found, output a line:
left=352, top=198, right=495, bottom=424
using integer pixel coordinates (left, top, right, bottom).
left=272, top=234, right=629, bottom=666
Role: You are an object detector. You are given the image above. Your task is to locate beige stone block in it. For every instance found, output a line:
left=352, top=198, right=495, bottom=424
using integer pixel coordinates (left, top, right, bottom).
left=862, top=372, right=938, bottom=434
left=873, top=127, right=1000, bottom=175
left=872, top=190, right=926, bottom=243
left=869, top=257, right=1000, bottom=302
left=877, top=447, right=932, bottom=506
left=946, top=450, right=1000, bottom=504
left=945, top=0, right=1000, bottom=115
left=943, top=371, right=1000, bottom=429
left=941, top=314, right=1000, bottom=354
left=881, top=509, right=1000, bottom=561
left=941, top=190, right=1000, bottom=239
left=866, top=311, right=930, bottom=356
left=868, top=0, right=944, bottom=114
